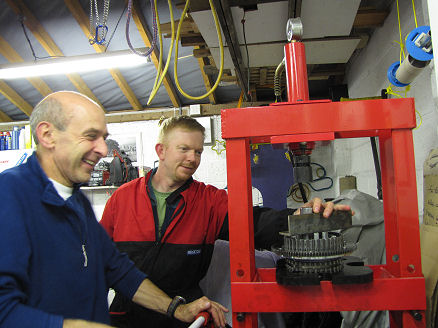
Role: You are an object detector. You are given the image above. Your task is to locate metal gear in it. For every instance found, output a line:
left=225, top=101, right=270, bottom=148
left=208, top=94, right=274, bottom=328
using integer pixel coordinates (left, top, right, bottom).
left=273, top=231, right=356, bottom=274
left=285, top=257, right=344, bottom=274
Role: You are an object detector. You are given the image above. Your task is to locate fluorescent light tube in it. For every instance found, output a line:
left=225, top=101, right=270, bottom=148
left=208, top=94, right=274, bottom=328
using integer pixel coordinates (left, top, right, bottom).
left=0, top=49, right=151, bottom=79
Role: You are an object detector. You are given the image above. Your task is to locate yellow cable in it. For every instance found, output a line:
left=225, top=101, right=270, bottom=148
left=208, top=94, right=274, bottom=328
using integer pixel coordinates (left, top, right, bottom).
left=387, top=84, right=422, bottom=129
left=237, top=90, right=244, bottom=108
left=147, top=0, right=175, bottom=105
left=415, top=108, right=423, bottom=129
left=396, top=0, right=405, bottom=64
left=173, top=0, right=224, bottom=100
left=151, top=0, right=163, bottom=91
left=386, top=84, right=402, bottom=98
left=404, top=84, right=411, bottom=97
left=412, top=0, right=418, bottom=28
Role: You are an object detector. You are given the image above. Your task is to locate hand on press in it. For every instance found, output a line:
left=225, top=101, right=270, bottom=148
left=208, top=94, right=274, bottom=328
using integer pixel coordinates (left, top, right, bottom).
left=174, top=296, right=228, bottom=328
left=294, top=197, right=354, bottom=217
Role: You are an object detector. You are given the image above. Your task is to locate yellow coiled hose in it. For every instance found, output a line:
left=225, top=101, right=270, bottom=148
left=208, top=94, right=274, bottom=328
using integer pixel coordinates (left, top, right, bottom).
left=147, top=0, right=225, bottom=104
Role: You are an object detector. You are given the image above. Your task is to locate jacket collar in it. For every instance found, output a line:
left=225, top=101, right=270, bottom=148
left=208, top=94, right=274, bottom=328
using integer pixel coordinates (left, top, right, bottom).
left=27, top=152, right=82, bottom=206
left=146, top=168, right=194, bottom=205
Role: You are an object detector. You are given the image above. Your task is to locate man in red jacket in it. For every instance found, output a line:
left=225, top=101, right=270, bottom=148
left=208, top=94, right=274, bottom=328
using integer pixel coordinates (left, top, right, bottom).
left=100, top=115, right=351, bottom=328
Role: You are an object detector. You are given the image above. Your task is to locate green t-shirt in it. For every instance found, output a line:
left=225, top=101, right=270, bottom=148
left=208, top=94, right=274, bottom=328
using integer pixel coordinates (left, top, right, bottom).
left=152, top=187, right=172, bottom=237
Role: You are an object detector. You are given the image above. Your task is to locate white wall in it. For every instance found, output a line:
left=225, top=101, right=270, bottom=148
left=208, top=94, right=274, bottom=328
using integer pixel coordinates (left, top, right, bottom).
left=341, top=0, right=438, bottom=221
left=428, top=0, right=438, bottom=102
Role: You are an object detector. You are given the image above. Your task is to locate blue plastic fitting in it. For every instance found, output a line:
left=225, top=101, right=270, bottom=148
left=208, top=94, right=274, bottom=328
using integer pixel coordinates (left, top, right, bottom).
left=387, top=61, right=409, bottom=87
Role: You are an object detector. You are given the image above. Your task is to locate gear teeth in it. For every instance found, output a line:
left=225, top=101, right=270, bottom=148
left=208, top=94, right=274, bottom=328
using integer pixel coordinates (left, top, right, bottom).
left=274, top=231, right=356, bottom=274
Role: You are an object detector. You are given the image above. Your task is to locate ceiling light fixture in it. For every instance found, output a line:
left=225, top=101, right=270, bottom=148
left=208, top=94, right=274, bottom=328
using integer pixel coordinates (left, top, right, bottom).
left=0, top=48, right=151, bottom=79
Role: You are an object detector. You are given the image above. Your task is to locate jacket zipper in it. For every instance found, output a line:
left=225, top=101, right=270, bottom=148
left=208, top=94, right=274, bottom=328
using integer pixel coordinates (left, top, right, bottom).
left=66, top=196, right=89, bottom=268
left=82, top=244, right=88, bottom=267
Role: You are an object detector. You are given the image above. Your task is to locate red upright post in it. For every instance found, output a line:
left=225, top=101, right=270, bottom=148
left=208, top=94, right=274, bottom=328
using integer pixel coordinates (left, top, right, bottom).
left=284, top=41, right=309, bottom=103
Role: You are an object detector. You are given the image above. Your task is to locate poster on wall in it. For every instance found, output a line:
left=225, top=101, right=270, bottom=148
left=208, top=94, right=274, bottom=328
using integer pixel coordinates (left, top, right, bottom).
left=196, top=116, right=213, bottom=145
left=105, top=134, right=137, bottom=163
left=86, top=133, right=140, bottom=187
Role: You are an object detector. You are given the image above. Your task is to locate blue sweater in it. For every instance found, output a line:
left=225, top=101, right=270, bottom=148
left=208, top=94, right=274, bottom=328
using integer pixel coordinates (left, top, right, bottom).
left=0, top=153, right=146, bottom=327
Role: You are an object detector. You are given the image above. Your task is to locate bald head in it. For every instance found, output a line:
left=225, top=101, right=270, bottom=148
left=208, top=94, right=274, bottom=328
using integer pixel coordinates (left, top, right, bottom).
left=31, top=91, right=108, bottom=186
left=30, top=91, right=103, bottom=145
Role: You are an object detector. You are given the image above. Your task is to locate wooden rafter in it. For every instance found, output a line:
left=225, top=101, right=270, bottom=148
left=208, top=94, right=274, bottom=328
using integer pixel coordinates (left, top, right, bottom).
left=354, top=8, right=389, bottom=28
left=194, top=46, right=217, bottom=104
left=210, top=0, right=249, bottom=98
left=64, top=0, right=143, bottom=111
left=0, top=80, right=33, bottom=117
left=5, top=0, right=103, bottom=108
left=0, top=110, right=13, bottom=122
left=129, top=0, right=181, bottom=108
left=0, top=100, right=271, bottom=128
left=0, top=35, right=52, bottom=97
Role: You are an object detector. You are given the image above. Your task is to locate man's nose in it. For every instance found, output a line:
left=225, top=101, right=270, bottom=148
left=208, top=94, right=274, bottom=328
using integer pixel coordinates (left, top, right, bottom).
left=95, top=137, right=108, bottom=158
left=186, top=150, right=196, bottom=162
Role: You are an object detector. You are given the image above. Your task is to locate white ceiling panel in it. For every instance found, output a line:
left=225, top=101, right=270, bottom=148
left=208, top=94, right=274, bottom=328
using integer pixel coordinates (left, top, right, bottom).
left=209, top=38, right=361, bottom=70
left=191, top=10, right=226, bottom=48
left=191, top=1, right=289, bottom=48
left=300, top=0, right=361, bottom=38
left=231, top=1, right=289, bottom=44
left=192, top=0, right=361, bottom=50
left=304, top=38, right=361, bottom=64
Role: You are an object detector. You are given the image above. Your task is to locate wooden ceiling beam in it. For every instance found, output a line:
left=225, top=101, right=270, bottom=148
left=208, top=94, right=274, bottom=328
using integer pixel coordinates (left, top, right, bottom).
left=0, top=35, right=53, bottom=97
left=0, top=80, right=33, bottom=117
left=0, top=100, right=269, bottom=127
left=354, top=8, right=389, bottom=28
left=161, top=17, right=199, bottom=36
left=0, top=110, right=13, bottom=122
left=107, top=101, right=269, bottom=120
left=259, top=68, right=267, bottom=85
left=194, top=46, right=217, bottom=104
left=129, top=0, right=181, bottom=108
left=180, top=35, right=206, bottom=47
left=5, top=0, right=103, bottom=108
left=64, top=0, right=143, bottom=111
left=193, top=47, right=211, bottom=58
left=210, top=0, right=249, bottom=98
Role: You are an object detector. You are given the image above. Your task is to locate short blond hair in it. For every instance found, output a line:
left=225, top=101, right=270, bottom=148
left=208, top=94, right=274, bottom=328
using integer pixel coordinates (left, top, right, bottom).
left=158, top=116, right=205, bottom=144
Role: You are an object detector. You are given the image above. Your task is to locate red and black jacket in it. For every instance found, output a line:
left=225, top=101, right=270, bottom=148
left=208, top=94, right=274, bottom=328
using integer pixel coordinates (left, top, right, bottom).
left=100, top=169, right=229, bottom=326
left=101, top=169, right=294, bottom=327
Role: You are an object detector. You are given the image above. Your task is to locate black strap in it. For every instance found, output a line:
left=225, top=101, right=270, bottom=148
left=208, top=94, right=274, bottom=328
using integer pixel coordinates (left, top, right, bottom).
left=166, top=295, right=186, bottom=318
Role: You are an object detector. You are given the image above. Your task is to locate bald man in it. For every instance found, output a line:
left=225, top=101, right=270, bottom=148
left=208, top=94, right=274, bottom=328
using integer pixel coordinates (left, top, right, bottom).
left=0, top=92, right=227, bottom=328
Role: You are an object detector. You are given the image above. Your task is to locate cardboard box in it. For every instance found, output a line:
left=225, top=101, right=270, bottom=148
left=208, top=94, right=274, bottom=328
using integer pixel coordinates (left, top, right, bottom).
left=421, top=223, right=438, bottom=326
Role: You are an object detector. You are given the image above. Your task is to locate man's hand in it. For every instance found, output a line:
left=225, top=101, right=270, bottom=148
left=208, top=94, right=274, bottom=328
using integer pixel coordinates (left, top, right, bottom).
left=294, top=197, right=354, bottom=217
left=174, top=296, right=228, bottom=328
left=132, top=279, right=228, bottom=327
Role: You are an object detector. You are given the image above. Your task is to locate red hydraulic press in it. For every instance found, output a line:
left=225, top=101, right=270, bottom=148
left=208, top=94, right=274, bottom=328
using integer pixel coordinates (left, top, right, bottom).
left=221, top=18, right=426, bottom=328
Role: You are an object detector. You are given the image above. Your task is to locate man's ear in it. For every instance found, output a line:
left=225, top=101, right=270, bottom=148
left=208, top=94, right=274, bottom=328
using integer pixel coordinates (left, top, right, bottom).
left=155, top=143, right=165, bottom=160
left=35, top=122, right=56, bottom=149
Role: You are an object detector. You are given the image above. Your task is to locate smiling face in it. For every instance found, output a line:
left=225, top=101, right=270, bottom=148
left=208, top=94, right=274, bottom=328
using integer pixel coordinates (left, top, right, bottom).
left=38, top=92, right=108, bottom=187
left=157, top=127, right=204, bottom=188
